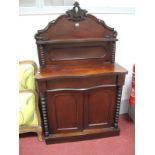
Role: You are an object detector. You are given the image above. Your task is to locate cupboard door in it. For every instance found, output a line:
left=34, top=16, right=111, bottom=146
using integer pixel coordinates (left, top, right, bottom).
left=46, top=90, right=83, bottom=134
left=84, top=86, right=116, bottom=129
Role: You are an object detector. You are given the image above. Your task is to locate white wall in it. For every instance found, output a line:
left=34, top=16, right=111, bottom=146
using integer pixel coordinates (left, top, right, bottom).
left=18, top=13, right=135, bottom=114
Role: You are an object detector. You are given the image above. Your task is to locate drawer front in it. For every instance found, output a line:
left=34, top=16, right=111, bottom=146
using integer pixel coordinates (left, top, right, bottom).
left=46, top=75, right=116, bottom=89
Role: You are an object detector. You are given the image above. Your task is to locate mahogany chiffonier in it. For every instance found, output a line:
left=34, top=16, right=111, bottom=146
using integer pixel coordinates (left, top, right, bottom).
left=34, top=2, right=128, bottom=144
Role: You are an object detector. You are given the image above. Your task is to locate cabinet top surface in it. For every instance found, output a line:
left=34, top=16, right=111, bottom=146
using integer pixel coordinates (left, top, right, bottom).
left=35, top=63, right=127, bottom=81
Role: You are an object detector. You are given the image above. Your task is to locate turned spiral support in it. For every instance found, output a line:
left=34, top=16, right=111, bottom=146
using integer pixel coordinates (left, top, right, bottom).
left=40, top=93, right=50, bottom=136
left=39, top=45, right=45, bottom=67
left=112, top=42, right=116, bottom=63
left=114, top=86, right=122, bottom=129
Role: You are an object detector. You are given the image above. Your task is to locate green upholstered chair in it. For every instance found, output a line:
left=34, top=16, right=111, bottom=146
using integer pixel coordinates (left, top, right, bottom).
left=19, top=60, right=42, bottom=141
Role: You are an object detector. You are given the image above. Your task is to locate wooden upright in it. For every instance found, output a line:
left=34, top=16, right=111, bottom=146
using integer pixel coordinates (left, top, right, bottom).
left=35, top=2, right=127, bottom=144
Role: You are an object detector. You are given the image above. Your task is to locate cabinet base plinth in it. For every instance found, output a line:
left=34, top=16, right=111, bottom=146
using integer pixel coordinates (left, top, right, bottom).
left=45, top=127, right=120, bottom=144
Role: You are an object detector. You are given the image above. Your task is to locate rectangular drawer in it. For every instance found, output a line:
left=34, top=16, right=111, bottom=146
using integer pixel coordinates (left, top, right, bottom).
left=46, top=75, right=116, bottom=89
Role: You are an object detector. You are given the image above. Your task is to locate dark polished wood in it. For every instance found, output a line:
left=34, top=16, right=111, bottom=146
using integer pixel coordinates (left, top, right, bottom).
left=35, top=2, right=127, bottom=144
left=35, top=63, right=127, bottom=80
left=45, top=127, right=120, bottom=144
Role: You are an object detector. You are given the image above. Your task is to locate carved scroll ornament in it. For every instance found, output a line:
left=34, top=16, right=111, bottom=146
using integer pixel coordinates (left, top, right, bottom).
left=66, top=1, right=88, bottom=22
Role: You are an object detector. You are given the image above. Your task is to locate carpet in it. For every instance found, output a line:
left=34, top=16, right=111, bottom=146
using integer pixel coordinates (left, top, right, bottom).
left=19, top=114, right=135, bottom=155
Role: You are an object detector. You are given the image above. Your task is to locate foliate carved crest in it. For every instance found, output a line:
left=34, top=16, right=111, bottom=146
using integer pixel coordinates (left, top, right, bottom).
left=66, top=1, right=88, bottom=22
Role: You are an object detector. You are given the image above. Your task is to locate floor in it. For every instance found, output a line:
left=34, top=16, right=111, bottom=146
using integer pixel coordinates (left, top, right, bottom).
left=19, top=114, right=135, bottom=155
